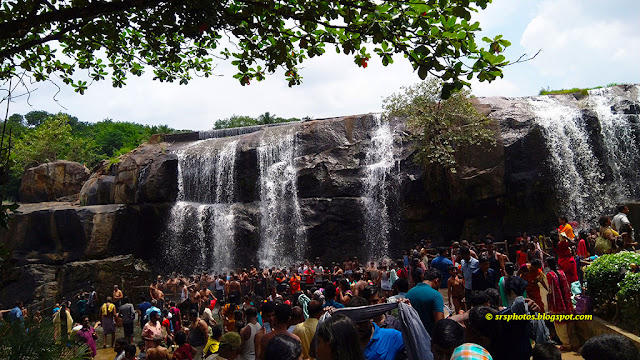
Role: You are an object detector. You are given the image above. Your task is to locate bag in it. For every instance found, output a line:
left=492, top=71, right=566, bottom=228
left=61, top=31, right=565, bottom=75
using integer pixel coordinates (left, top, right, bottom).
left=574, top=295, right=594, bottom=315
left=594, top=236, right=612, bottom=255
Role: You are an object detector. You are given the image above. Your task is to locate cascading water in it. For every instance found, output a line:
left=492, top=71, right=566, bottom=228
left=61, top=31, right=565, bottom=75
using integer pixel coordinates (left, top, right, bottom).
left=361, top=115, right=396, bottom=261
left=529, top=97, right=604, bottom=223
left=162, top=138, right=239, bottom=272
left=589, top=87, right=640, bottom=204
left=530, top=88, right=640, bottom=225
left=257, top=127, right=305, bottom=268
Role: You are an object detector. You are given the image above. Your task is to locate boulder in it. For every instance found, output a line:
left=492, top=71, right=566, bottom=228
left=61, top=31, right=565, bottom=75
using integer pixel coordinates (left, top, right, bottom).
left=79, top=143, right=178, bottom=205
left=18, top=160, right=90, bottom=203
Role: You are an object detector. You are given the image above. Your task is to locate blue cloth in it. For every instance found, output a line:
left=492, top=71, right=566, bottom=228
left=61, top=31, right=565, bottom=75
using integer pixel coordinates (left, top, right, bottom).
left=138, top=302, right=151, bottom=315
left=364, top=323, right=405, bottom=360
left=471, top=268, right=498, bottom=291
left=323, top=300, right=345, bottom=309
left=430, top=256, right=453, bottom=288
left=461, top=258, right=479, bottom=290
left=9, top=307, right=23, bottom=324
left=145, top=306, right=161, bottom=319
left=405, top=283, right=444, bottom=335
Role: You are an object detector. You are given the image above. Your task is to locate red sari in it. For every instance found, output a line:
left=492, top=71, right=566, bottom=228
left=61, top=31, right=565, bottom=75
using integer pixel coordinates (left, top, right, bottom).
left=546, top=269, right=573, bottom=314
left=520, top=264, right=545, bottom=312
left=555, top=241, right=578, bottom=284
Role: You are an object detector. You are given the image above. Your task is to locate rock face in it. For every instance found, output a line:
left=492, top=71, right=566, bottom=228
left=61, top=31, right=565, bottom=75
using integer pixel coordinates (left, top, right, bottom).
left=18, top=160, right=90, bottom=202
left=79, top=142, right=178, bottom=205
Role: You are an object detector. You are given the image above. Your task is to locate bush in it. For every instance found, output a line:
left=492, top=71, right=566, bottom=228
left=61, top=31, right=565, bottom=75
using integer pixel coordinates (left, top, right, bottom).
left=584, top=252, right=640, bottom=305
left=584, top=252, right=640, bottom=332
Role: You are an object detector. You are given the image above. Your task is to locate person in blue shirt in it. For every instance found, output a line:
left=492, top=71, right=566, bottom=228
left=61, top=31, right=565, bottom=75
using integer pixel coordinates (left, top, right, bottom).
left=137, top=296, right=152, bottom=328
left=405, top=268, right=444, bottom=335
left=430, top=247, right=453, bottom=289
left=459, top=247, right=479, bottom=305
left=323, top=284, right=345, bottom=309
left=347, top=296, right=405, bottom=360
left=8, top=301, right=24, bottom=324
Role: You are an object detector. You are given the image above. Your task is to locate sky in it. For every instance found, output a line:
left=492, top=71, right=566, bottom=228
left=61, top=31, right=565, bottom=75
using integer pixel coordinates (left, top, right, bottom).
left=6, top=0, right=640, bottom=131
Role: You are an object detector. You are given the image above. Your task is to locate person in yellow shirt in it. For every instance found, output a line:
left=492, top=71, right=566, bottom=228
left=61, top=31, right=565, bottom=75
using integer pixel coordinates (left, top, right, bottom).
left=292, top=300, right=323, bottom=360
left=204, top=326, right=223, bottom=358
left=101, top=297, right=116, bottom=348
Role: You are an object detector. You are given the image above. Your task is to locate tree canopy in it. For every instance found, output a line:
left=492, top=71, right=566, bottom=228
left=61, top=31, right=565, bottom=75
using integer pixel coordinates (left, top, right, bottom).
left=1, top=0, right=510, bottom=98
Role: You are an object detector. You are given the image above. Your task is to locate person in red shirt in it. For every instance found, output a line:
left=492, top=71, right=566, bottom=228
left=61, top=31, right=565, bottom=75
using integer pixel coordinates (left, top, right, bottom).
left=290, top=273, right=301, bottom=294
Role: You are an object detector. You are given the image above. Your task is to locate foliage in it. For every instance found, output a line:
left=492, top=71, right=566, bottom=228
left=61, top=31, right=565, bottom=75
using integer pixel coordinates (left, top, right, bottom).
left=2, top=110, right=180, bottom=200
left=584, top=252, right=640, bottom=306
left=0, top=0, right=512, bottom=98
left=214, top=113, right=301, bottom=129
left=11, top=114, right=98, bottom=170
left=0, top=319, right=88, bottom=360
left=617, top=270, right=640, bottom=332
left=538, top=83, right=629, bottom=96
left=383, top=78, right=495, bottom=172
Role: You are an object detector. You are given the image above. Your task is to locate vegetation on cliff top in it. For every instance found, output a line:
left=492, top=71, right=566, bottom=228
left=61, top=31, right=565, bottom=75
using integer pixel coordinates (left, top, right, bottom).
left=538, top=83, right=628, bottom=96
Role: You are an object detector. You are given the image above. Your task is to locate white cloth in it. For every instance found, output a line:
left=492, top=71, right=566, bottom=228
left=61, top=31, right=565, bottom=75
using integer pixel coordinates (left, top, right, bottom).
left=238, top=322, right=261, bottom=360
left=461, top=258, right=479, bottom=290
left=612, top=212, right=630, bottom=231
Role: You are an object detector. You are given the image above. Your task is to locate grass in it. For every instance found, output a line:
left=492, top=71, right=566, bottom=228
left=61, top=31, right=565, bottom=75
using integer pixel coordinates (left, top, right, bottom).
left=538, top=83, right=628, bottom=96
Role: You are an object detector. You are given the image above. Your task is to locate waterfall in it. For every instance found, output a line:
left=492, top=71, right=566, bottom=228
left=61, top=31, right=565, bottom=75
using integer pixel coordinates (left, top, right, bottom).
left=162, top=139, right=239, bottom=272
left=529, top=97, right=604, bottom=223
left=361, top=116, right=396, bottom=261
left=530, top=89, right=640, bottom=226
left=257, top=127, right=305, bottom=268
left=589, top=87, right=640, bottom=204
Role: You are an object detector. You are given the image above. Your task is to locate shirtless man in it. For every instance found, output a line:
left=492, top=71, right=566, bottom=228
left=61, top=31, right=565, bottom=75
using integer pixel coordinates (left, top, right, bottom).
left=461, top=240, right=478, bottom=259
left=189, top=284, right=202, bottom=312
left=353, top=272, right=367, bottom=297
left=150, top=282, right=165, bottom=310
left=228, top=275, right=242, bottom=306
left=256, top=303, right=300, bottom=360
left=343, top=257, right=354, bottom=276
left=484, top=239, right=509, bottom=276
left=199, top=284, right=216, bottom=310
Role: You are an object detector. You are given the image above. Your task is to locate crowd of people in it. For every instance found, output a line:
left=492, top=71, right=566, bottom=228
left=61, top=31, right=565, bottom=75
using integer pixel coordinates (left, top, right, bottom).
left=2, top=205, right=639, bottom=360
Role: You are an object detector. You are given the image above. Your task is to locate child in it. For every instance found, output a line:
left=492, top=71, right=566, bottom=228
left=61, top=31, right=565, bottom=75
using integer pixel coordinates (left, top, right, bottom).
left=447, top=265, right=466, bottom=313
left=136, top=340, right=146, bottom=360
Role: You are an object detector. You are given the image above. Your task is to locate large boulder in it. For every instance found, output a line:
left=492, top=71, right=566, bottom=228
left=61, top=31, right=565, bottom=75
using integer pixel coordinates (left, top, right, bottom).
left=80, top=142, right=178, bottom=205
left=18, top=160, right=90, bottom=203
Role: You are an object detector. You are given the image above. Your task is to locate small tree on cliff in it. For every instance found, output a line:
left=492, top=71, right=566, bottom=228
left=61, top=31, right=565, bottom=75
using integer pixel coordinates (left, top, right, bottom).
left=383, top=78, right=495, bottom=173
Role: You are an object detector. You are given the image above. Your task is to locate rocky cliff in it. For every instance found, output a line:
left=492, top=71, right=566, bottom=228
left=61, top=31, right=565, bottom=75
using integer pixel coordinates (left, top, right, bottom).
left=2, top=85, right=639, bottom=304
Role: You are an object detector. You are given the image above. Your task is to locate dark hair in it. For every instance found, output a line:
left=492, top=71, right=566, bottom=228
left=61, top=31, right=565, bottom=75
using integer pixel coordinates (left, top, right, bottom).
left=505, top=276, right=528, bottom=296
left=308, top=301, right=323, bottom=318
left=423, top=268, right=441, bottom=281
left=175, top=330, right=187, bottom=345
left=504, top=262, right=515, bottom=276
left=438, top=247, right=448, bottom=255
left=432, top=319, right=465, bottom=351
left=617, top=204, right=627, bottom=213
left=124, top=344, right=137, bottom=356
left=264, top=334, right=302, bottom=360
left=545, top=257, right=558, bottom=272
left=559, top=216, right=568, bottom=223
left=316, top=314, right=365, bottom=360
left=599, top=215, right=610, bottom=227
left=325, top=285, right=337, bottom=300
left=531, top=258, right=542, bottom=268
left=273, top=303, right=291, bottom=325
left=459, top=247, right=471, bottom=256
left=211, top=325, right=223, bottom=340
left=484, top=288, right=501, bottom=309
left=122, top=297, right=130, bottom=304
left=346, top=296, right=369, bottom=308
left=393, top=278, right=409, bottom=293
left=189, top=309, right=198, bottom=317
left=262, top=301, right=275, bottom=315
left=469, top=290, right=490, bottom=307
left=478, top=255, right=489, bottom=264
left=115, top=337, right=128, bottom=346
left=582, top=334, right=640, bottom=360
left=246, top=307, right=258, bottom=319
left=532, top=343, right=561, bottom=360
left=468, top=306, right=501, bottom=339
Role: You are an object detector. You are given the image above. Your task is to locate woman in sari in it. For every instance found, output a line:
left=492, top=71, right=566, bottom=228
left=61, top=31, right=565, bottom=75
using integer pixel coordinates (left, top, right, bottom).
left=546, top=257, right=575, bottom=351
left=517, top=259, right=548, bottom=312
left=554, top=218, right=579, bottom=284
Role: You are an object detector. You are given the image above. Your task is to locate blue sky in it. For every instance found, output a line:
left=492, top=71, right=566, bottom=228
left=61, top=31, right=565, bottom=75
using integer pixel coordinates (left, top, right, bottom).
left=8, top=0, right=640, bottom=131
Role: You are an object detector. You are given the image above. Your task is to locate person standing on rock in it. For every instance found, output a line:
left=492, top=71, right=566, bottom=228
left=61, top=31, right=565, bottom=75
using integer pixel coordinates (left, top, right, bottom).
left=101, top=296, right=117, bottom=348
left=113, top=285, right=124, bottom=309
left=150, top=282, right=165, bottom=311
left=88, top=286, right=98, bottom=321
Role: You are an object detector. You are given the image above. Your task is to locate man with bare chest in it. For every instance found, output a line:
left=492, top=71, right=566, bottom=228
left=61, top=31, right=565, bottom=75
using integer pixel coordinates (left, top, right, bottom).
left=228, top=275, right=242, bottom=306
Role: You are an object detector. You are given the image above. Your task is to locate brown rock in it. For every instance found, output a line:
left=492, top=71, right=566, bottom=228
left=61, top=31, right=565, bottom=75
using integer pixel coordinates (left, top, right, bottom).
left=18, top=160, right=90, bottom=203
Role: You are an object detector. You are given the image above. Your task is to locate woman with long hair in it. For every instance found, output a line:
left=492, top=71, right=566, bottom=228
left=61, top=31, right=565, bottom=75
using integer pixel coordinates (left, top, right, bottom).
left=316, top=314, right=364, bottom=360
left=546, top=257, right=575, bottom=351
